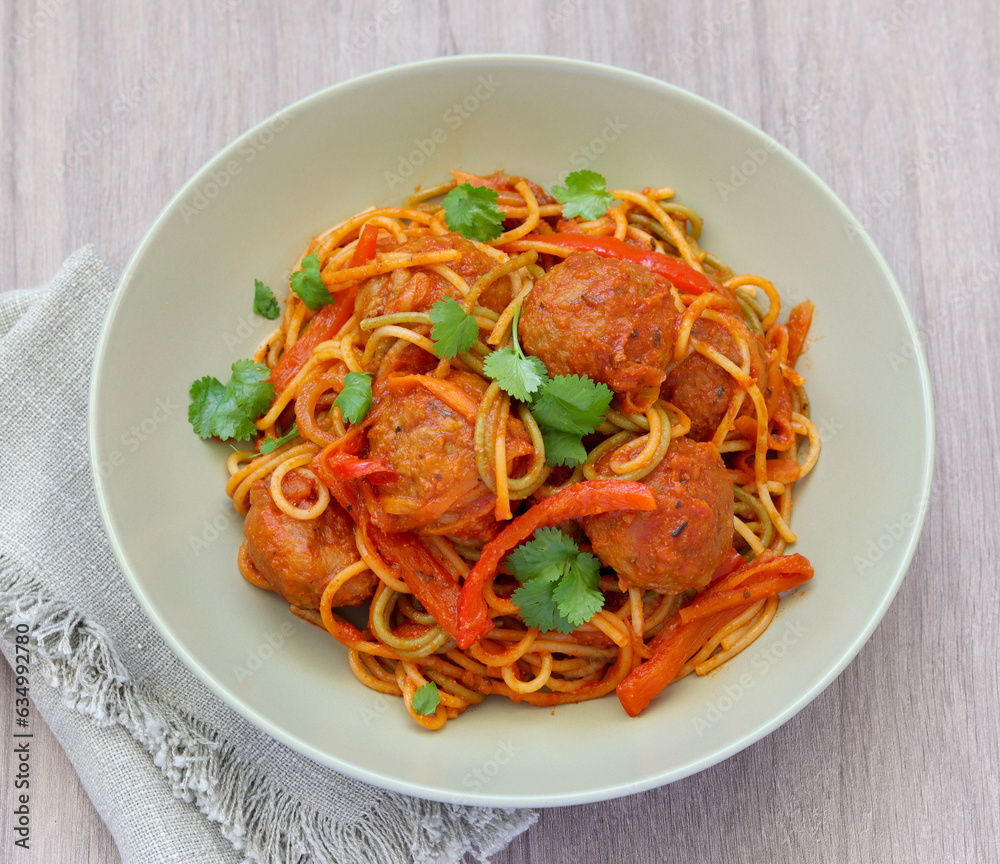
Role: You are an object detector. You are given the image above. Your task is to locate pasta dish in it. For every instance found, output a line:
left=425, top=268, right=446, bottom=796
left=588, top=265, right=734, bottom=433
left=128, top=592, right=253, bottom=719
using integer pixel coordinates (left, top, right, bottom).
left=189, top=169, right=818, bottom=729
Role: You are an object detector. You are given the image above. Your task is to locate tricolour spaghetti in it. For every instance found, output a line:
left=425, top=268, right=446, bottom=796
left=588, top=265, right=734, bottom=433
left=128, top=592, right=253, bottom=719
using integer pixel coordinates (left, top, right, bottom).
left=222, top=170, right=818, bottom=729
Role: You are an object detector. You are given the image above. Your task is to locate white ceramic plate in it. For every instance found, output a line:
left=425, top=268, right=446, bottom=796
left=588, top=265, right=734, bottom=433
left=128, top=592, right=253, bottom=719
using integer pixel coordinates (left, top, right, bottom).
left=89, top=55, right=933, bottom=806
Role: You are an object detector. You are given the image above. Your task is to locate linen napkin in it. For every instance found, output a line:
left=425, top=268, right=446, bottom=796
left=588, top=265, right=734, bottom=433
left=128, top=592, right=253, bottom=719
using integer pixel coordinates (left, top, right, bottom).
left=0, top=247, right=537, bottom=864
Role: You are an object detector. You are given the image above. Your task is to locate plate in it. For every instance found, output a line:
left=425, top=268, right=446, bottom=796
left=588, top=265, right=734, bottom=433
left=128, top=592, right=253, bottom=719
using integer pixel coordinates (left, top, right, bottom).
left=89, top=55, right=933, bottom=806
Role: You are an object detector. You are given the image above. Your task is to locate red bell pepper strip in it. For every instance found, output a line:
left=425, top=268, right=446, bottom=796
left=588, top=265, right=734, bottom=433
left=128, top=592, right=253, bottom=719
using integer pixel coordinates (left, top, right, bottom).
left=515, top=233, right=715, bottom=295
left=312, top=425, right=398, bottom=486
left=615, top=552, right=813, bottom=717
left=455, top=479, right=657, bottom=648
left=708, top=548, right=747, bottom=587
left=269, top=223, right=380, bottom=394
left=322, top=455, right=398, bottom=485
left=617, top=605, right=743, bottom=717
left=678, top=553, right=812, bottom=624
left=366, top=523, right=464, bottom=642
left=270, top=288, right=357, bottom=393
left=350, top=223, right=381, bottom=268
left=310, top=426, right=367, bottom=514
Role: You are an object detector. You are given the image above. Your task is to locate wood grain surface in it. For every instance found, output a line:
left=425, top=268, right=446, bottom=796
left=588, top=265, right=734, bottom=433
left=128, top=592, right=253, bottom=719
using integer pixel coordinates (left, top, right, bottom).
left=2, top=2, right=998, bottom=862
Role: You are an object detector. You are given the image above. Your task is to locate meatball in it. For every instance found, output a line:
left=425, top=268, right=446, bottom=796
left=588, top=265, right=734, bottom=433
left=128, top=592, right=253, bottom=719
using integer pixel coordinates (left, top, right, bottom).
left=519, top=252, right=678, bottom=411
left=365, top=371, right=533, bottom=542
left=243, top=473, right=376, bottom=610
left=662, top=318, right=765, bottom=441
left=355, top=232, right=513, bottom=326
left=581, top=437, right=734, bottom=595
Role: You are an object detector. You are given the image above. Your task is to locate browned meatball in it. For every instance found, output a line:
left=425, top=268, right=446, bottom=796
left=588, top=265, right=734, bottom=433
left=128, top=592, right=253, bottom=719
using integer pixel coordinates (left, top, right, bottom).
left=365, top=371, right=532, bottom=542
left=581, top=437, right=734, bottom=595
left=519, top=252, right=679, bottom=411
left=662, top=318, right=765, bottom=441
left=355, top=232, right=513, bottom=326
left=243, top=474, right=375, bottom=610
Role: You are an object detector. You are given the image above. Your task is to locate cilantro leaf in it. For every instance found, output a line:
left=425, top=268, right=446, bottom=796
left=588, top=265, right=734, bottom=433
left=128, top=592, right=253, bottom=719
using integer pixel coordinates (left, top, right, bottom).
left=482, top=307, right=548, bottom=401
left=289, top=254, right=332, bottom=311
left=538, top=426, right=588, bottom=467
left=259, top=422, right=298, bottom=454
left=552, top=170, right=614, bottom=221
left=188, top=376, right=227, bottom=438
left=532, top=375, right=613, bottom=435
left=429, top=297, right=479, bottom=359
left=442, top=183, right=506, bottom=242
left=551, top=553, right=604, bottom=626
left=229, top=360, right=276, bottom=418
left=508, top=528, right=605, bottom=634
left=253, top=279, right=280, bottom=319
left=411, top=681, right=440, bottom=715
left=333, top=372, right=373, bottom=425
left=506, top=527, right=578, bottom=582
left=511, top=579, right=574, bottom=634
left=188, top=360, right=275, bottom=441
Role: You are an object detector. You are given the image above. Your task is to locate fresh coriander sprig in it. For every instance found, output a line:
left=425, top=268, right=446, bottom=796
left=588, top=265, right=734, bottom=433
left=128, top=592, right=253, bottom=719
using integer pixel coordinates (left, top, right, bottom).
left=551, top=170, right=614, bottom=221
left=333, top=372, right=373, bottom=425
left=429, top=296, right=479, bottom=359
left=532, top=374, right=613, bottom=435
left=508, top=527, right=604, bottom=633
left=188, top=360, right=275, bottom=441
left=441, top=183, right=506, bottom=242
left=532, top=375, right=614, bottom=467
left=411, top=681, right=441, bottom=715
left=481, top=307, right=548, bottom=402
left=258, top=422, right=299, bottom=454
left=290, top=254, right=333, bottom=311
left=253, top=279, right=280, bottom=319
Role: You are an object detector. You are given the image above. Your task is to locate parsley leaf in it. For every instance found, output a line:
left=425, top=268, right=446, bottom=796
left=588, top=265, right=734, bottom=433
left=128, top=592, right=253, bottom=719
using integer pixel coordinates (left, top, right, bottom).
left=508, top=527, right=604, bottom=633
left=289, top=254, right=332, bottom=311
left=188, top=360, right=275, bottom=441
left=532, top=375, right=613, bottom=435
left=552, top=170, right=614, bottom=221
left=411, top=681, right=440, bottom=715
left=259, top=422, right=298, bottom=454
left=333, top=372, right=373, bottom=425
left=429, top=297, right=479, bottom=359
left=538, top=426, right=588, bottom=468
left=442, top=183, right=506, bottom=242
left=482, top=307, right=548, bottom=402
left=253, top=279, right=280, bottom=319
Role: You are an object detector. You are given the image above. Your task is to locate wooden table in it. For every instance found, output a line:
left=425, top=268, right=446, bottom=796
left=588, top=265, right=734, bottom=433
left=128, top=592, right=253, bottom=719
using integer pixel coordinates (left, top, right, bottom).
left=2, top=2, right=997, bottom=862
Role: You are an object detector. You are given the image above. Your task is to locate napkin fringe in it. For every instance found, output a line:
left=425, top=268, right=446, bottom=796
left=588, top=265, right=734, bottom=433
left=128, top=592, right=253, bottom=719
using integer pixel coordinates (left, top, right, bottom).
left=0, top=554, right=535, bottom=863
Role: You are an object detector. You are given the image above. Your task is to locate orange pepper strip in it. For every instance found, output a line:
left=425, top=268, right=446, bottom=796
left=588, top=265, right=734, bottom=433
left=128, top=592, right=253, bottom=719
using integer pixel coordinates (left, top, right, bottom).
left=785, top=299, right=814, bottom=366
left=455, top=479, right=657, bottom=649
left=386, top=375, right=480, bottom=421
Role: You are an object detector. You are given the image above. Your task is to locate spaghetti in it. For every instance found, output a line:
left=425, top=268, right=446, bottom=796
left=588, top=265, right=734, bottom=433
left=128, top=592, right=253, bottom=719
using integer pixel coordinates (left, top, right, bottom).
left=222, top=170, right=818, bottom=729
